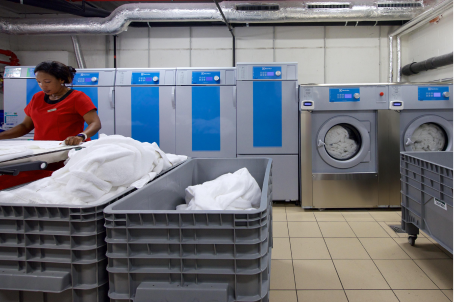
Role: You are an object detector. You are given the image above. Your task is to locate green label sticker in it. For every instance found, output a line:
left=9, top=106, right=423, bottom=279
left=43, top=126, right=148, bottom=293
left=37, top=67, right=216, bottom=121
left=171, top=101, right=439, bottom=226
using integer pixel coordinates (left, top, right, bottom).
left=434, top=198, right=447, bottom=211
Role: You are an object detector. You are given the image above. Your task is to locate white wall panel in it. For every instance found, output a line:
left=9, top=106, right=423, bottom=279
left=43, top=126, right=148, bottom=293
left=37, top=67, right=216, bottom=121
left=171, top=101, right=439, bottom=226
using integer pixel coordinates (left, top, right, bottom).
left=149, top=27, right=190, bottom=49
left=235, top=27, right=273, bottom=49
left=191, top=27, right=232, bottom=49
left=326, top=26, right=380, bottom=48
left=236, top=49, right=273, bottom=63
left=14, top=51, right=71, bottom=66
left=117, top=27, right=148, bottom=50
left=149, top=49, right=190, bottom=68
left=191, top=49, right=232, bottom=67
left=275, top=48, right=324, bottom=84
left=275, top=26, right=324, bottom=48
left=117, top=50, right=148, bottom=68
left=325, top=48, right=379, bottom=83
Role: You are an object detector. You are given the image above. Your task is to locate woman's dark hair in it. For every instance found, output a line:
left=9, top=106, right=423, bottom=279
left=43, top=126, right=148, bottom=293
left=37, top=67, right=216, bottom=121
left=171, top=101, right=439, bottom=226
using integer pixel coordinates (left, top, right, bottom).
left=34, top=61, right=77, bottom=84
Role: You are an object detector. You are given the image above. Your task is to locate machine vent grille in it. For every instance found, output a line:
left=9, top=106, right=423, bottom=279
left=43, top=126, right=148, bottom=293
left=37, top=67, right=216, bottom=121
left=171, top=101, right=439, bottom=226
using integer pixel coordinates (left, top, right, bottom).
left=236, top=4, right=280, bottom=11
left=307, top=3, right=351, bottom=9
left=377, top=2, right=423, bottom=8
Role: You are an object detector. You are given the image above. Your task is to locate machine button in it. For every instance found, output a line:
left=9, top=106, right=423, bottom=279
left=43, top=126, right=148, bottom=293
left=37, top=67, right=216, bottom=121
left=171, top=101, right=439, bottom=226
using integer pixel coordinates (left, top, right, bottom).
left=353, top=93, right=360, bottom=99
left=153, top=76, right=159, bottom=82
left=275, top=71, right=282, bottom=76
left=91, top=77, right=98, bottom=82
left=443, top=91, right=450, bottom=97
left=380, top=92, right=384, bottom=96
left=214, top=76, right=220, bottom=81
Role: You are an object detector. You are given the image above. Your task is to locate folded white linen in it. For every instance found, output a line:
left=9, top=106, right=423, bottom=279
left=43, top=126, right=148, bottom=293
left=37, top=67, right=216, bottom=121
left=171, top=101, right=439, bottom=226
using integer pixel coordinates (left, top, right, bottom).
left=0, top=147, right=34, bottom=162
left=0, top=140, right=71, bottom=163
left=0, top=134, right=187, bottom=205
left=176, top=167, right=261, bottom=211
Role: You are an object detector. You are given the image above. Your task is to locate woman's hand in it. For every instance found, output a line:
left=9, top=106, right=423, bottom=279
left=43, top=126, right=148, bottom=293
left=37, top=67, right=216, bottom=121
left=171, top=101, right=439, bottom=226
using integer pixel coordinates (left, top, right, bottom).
left=65, top=136, right=84, bottom=146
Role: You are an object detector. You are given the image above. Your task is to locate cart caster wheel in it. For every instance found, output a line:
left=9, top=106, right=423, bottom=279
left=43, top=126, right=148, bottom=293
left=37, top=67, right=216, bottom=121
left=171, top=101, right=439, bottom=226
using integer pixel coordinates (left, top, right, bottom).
left=408, top=236, right=417, bottom=246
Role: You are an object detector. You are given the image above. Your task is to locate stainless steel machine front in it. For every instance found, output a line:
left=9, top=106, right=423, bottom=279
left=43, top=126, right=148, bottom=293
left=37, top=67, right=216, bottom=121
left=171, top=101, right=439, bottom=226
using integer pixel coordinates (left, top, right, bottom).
left=300, top=84, right=389, bottom=208
left=236, top=62, right=299, bottom=202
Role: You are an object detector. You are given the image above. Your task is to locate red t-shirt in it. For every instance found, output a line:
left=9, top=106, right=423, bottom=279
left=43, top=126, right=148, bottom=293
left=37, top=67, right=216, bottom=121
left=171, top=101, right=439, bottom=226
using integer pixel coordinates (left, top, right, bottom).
left=24, top=90, right=96, bottom=141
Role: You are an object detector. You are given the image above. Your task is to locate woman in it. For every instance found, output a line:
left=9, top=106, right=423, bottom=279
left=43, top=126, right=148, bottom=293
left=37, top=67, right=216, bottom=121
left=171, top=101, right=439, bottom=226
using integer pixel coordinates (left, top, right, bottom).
left=0, top=61, right=101, bottom=145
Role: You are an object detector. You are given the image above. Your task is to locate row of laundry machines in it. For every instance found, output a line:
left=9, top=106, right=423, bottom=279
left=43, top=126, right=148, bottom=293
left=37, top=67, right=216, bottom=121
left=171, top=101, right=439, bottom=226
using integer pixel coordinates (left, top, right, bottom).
left=3, top=63, right=300, bottom=202
left=300, top=83, right=452, bottom=208
left=3, top=64, right=452, bottom=208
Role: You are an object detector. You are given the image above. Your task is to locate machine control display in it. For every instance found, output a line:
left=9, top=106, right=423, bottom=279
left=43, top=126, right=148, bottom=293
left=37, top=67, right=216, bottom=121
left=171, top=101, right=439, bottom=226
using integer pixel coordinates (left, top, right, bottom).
left=4, top=68, right=21, bottom=78
left=301, top=100, right=314, bottom=111
left=418, top=86, right=450, bottom=101
left=329, top=88, right=360, bottom=102
left=389, top=101, right=404, bottom=110
left=131, top=72, right=160, bottom=84
left=252, top=66, right=282, bottom=79
left=26, top=68, right=35, bottom=77
left=192, top=71, right=221, bottom=84
left=72, top=73, right=100, bottom=85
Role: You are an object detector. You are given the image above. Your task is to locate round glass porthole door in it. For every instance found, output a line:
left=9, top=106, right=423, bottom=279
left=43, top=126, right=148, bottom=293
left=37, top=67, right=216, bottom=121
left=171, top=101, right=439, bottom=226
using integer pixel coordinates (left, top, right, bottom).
left=324, top=123, right=362, bottom=160
left=317, top=116, right=371, bottom=169
left=404, top=115, right=453, bottom=152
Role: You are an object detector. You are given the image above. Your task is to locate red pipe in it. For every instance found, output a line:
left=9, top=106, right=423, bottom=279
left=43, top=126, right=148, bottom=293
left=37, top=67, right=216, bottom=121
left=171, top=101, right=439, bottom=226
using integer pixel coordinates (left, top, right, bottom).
left=0, top=50, right=20, bottom=66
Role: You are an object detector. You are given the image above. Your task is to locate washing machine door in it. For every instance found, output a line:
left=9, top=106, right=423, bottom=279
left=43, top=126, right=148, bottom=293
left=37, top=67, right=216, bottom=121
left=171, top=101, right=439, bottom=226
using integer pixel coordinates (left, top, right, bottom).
left=317, top=116, right=371, bottom=169
left=404, top=115, right=453, bottom=151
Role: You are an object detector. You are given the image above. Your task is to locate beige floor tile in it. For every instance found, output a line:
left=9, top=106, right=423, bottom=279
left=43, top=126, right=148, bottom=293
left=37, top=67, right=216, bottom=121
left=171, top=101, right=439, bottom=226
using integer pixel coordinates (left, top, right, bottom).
left=318, top=222, right=356, bottom=238
left=394, top=290, right=451, bottom=302
left=434, top=244, right=454, bottom=259
left=359, top=238, right=411, bottom=260
left=378, top=221, right=401, bottom=238
left=348, top=221, right=391, bottom=238
left=442, top=290, right=453, bottom=301
left=286, top=212, right=316, bottom=222
left=272, top=205, right=287, bottom=213
left=414, top=259, right=453, bottom=289
left=288, top=222, right=322, bottom=238
left=369, top=211, right=402, bottom=221
left=273, top=212, right=287, bottom=222
left=342, top=212, right=375, bottom=221
left=270, top=260, right=295, bottom=290
left=269, top=290, right=298, bottom=302
left=290, top=238, right=331, bottom=259
left=374, top=260, right=438, bottom=289
left=334, top=260, right=390, bottom=289
left=285, top=206, right=308, bottom=213
left=325, top=238, right=370, bottom=260
left=273, top=221, right=289, bottom=238
left=297, top=290, right=347, bottom=302
left=314, top=212, right=346, bottom=222
left=293, top=260, right=343, bottom=289
left=394, top=237, right=450, bottom=259
left=272, top=238, right=292, bottom=260
left=345, top=290, right=399, bottom=302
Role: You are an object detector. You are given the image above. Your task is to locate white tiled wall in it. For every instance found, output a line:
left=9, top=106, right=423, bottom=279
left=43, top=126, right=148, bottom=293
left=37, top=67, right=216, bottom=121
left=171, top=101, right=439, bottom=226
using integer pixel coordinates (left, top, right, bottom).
left=401, top=10, right=453, bottom=82
left=6, top=25, right=396, bottom=85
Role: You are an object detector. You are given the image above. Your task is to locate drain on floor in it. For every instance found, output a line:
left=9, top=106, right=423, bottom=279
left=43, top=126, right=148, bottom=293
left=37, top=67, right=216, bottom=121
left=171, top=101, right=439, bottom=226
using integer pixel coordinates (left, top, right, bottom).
left=389, top=225, right=406, bottom=233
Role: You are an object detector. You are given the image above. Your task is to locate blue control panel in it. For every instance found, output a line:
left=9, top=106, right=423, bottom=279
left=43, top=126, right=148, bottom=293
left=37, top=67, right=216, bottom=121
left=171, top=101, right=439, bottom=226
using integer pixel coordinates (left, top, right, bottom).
left=329, top=88, right=360, bottom=102
left=192, top=71, right=221, bottom=84
left=73, top=72, right=100, bottom=85
left=253, top=66, right=282, bottom=79
left=131, top=72, right=160, bottom=85
left=418, top=86, right=449, bottom=101
left=26, top=68, right=35, bottom=77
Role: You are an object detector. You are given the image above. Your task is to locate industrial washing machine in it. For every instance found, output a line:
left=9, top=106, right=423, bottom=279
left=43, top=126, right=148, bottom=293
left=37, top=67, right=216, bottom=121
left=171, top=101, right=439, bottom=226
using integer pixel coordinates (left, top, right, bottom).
left=389, top=83, right=453, bottom=152
left=115, top=68, right=176, bottom=153
left=3, top=66, right=41, bottom=137
left=300, top=84, right=389, bottom=208
left=175, top=67, right=236, bottom=158
left=236, top=62, right=299, bottom=202
left=70, top=68, right=116, bottom=139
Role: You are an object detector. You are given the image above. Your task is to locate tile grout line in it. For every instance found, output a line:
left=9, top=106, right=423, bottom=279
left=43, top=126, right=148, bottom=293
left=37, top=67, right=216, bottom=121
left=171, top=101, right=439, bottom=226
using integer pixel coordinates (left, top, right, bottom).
left=284, top=206, right=299, bottom=301
left=315, top=215, right=350, bottom=301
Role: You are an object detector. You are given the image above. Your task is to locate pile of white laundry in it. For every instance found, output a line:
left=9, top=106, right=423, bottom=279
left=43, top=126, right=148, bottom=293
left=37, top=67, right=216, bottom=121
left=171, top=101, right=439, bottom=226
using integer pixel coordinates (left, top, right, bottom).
left=0, top=135, right=187, bottom=205
left=177, top=167, right=261, bottom=211
left=324, top=125, right=359, bottom=159
left=411, top=123, right=446, bottom=151
left=0, top=140, right=71, bottom=162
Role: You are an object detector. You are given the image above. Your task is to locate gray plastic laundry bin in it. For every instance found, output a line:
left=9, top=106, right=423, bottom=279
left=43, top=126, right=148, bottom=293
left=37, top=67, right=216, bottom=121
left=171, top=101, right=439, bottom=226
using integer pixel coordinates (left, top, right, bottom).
left=400, top=152, right=453, bottom=253
left=103, top=158, right=273, bottom=302
left=0, top=161, right=185, bottom=302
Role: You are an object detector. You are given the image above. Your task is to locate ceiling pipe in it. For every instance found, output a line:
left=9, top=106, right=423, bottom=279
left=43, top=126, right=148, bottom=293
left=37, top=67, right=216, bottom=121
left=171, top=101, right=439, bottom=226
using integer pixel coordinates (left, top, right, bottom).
left=402, top=52, right=453, bottom=76
left=71, top=36, right=86, bottom=69
left=388, top=0, right=452, bottom=82
left=0, top=2, right=423, bottom=35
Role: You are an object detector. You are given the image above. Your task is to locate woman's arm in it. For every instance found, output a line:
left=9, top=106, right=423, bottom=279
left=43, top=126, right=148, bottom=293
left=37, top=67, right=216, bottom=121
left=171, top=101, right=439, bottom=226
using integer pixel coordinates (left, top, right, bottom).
left=0, top=116, right=35, bottom=140
left=64, top=110, right=102, bottom=145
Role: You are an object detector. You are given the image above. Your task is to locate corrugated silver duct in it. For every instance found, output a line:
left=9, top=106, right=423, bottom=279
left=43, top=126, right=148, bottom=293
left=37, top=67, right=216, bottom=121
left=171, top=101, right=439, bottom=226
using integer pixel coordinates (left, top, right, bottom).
left=0, top=2, right=425, bottom=35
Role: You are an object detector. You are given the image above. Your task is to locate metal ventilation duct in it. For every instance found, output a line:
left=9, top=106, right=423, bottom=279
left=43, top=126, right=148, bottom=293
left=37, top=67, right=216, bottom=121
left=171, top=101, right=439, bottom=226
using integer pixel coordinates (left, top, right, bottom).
left=0, top=1, right=428, bottom=35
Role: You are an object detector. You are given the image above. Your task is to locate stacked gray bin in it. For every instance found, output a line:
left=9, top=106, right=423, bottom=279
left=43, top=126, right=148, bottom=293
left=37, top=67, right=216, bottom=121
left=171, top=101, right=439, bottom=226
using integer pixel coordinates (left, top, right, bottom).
left=103, top=158, right=273, bottom=302
left=400, top=151, right=453, bottom=253
left=0, top=163, right=184, bottom=302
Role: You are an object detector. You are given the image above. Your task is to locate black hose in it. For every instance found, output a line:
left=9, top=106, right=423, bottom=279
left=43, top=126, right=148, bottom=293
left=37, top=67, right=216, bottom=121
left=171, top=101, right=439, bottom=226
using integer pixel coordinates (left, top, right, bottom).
left=402, top=52, right=453, bottom=76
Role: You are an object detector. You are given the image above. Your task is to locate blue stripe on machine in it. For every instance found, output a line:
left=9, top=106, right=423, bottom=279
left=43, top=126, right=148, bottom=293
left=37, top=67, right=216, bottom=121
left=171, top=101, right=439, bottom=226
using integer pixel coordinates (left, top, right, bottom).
left=76, top=87, right=99, bottom=140
left=192, top=86, right=221, bottom=151
left=253, top=81, right=282, bottom=147
left=131, top=86, right=160, bottom=144
left=26, top=79, right=41, bottom=105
